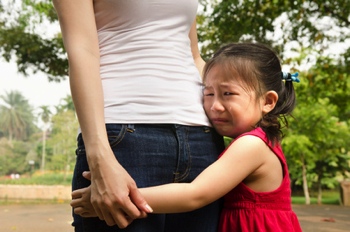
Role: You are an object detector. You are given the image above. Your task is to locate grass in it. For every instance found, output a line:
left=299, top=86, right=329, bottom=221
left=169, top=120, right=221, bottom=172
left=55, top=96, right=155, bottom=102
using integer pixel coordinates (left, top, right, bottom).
left=0, top=172, right=343, bottom=206
left=1, top=192, right=342, bottom=206
left=0, top=198, right=70, bottom=205
left=0, top=171, right=72, bottom=186
left=292, top=190, right=341, bottom=205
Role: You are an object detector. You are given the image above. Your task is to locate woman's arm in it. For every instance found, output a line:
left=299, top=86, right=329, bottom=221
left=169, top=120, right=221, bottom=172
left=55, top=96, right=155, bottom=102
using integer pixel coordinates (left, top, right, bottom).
left=189, top=19, right=206, bottom=78
left=53, top=0, right=149, bottom=228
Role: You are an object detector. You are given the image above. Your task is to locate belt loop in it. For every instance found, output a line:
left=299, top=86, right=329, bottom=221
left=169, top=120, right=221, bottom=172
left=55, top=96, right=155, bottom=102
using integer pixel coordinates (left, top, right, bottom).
left=126, top=124, right=135, bottom=133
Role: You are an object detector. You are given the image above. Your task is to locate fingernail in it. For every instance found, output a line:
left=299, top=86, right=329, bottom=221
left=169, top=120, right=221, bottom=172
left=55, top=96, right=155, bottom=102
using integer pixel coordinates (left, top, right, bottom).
left=145, top=204, right=153, bottom=213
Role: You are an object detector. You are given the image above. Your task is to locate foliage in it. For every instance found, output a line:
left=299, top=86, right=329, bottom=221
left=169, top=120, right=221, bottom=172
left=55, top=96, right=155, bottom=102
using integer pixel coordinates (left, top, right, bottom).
left=223, top=136, right=232, bottom=147
left=198, top=0, right=350, bottom=61
left=46, top=109, right=78, bottom=172
left=55, top=94, right=75, bottom=112
left=0, top=91, right=38, bottom=141
left=283, top=72, right=350, bottom=193
left=0, top=0, right=349, bottom=81
left=0, top=0, right=67, bottom=82
left=198, top=0, right=350, bottom=196
left=303, top=55, right=350, bottom=121
left=0, top=139, right=35, bottom=175
left=0, top=93, right=77, bottom=176
left=38, top=105, right=52, bottom=125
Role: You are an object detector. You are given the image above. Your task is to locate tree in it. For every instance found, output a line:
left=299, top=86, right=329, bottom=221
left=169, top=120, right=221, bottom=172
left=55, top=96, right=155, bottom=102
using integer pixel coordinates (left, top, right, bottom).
left=283, top=69, right=350, bottom=204
left=198, top=0, right=350, bottom=62
left=0, top=91, right=36, bottom=142
left=0, top=0, right=67, bottom=82
left=199, top=0, right=350, bottom=202
left=302, top=55, right=350, bottom=121
left=0, top=137, right=33, bottom=175
left=1, top=0, right=349, bottom=82
left=46, top=109, right=78, bottom=180
left=283, top=134, right=314, bottom=204
left=0, top=137, right=13, bottom=175
left=38, top=105, right=52, bottom=172
left=55, top=94, right=75, bottom=113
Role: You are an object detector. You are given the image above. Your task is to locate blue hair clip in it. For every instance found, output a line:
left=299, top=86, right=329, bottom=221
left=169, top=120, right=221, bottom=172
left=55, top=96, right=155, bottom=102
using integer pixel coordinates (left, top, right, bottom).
left=281, top=72, right=300, bottom=83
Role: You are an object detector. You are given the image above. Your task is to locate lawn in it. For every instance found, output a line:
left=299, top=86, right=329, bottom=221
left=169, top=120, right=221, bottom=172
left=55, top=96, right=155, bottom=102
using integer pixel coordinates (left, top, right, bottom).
left=0, top=172, right=343, bottom=205
left=0, top=171, right=72, bottom=186
left=292, top=190, right=341, bottom=205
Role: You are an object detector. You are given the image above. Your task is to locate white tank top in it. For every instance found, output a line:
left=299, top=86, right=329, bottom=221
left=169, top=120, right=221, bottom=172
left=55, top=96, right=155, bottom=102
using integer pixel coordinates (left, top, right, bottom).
left=94, top=0, right=210, bottom=126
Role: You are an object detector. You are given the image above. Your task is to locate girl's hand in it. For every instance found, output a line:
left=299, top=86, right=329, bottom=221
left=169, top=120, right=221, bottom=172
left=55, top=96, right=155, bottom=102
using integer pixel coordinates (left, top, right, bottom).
left=71, top=185, right=98, bottom=218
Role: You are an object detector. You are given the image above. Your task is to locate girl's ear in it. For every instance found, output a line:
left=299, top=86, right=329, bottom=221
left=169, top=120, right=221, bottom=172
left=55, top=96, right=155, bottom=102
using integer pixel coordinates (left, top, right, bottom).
left=262, top=91, right=278, bottom=114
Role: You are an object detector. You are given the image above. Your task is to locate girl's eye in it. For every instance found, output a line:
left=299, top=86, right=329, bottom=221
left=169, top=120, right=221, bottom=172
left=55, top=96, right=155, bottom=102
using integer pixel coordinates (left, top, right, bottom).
left=224, top=92, right=234, bottom=95
left=203, top=89, right=214, bottom=96
left=204, top=92, right=214, bottom=96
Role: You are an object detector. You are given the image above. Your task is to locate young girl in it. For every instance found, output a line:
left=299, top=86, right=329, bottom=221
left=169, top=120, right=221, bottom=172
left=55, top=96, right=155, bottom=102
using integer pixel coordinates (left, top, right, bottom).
left=71, top=42, right=302, bottom=232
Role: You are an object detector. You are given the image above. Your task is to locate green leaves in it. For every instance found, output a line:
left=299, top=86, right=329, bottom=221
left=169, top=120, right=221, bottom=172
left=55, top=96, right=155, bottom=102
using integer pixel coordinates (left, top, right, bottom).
left=198, top=0, right=350, bottom=194
left=0, top=0, right=67, bottom=82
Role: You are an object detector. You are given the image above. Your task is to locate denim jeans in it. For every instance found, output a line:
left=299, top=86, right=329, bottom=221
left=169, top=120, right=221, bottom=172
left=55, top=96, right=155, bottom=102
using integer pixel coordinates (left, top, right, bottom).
left=72, top=124, right=225, bottom=232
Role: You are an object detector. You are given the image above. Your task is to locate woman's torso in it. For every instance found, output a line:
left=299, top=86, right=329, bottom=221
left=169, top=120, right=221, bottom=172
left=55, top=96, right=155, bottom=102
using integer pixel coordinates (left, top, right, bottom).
left=94, top=0, right=210, bottom=126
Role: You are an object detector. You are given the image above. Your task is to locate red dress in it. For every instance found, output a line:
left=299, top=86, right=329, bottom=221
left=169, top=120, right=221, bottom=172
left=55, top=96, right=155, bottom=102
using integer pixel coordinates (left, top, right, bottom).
left=218, top=128, right=302, bottom=232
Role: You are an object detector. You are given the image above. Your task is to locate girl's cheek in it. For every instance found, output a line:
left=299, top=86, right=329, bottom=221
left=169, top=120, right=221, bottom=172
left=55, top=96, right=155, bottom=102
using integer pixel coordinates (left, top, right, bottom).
left=203, top=101, right=212, bottom=113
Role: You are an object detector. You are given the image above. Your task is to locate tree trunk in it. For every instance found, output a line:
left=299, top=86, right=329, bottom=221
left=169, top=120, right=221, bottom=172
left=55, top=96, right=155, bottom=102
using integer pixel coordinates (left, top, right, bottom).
left=64, top=142, right=69, bottom=182
left=41, top=129, right=46, bottom=173
left=302, top=159, right=311, bottom=205
left=317, top=181, right=322, bottom=205
left=8, top=131, right=13, bottom=147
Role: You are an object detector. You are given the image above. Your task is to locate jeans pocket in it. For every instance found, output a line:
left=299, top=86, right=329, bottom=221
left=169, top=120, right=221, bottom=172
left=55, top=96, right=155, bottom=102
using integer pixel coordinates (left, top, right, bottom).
left=106, top=124, right=128, bottom=148
left=75, top=124, right=130, bottom=153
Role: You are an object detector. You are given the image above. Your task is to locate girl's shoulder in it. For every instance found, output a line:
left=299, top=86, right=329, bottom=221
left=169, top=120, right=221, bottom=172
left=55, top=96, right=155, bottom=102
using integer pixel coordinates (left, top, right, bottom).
left=224, top=128, right=269, bottom=151
left=222, top=127, right=282, bottom=163
left=224, top=131, right=271, bottom=160
left=240, top=127, right=267, bottom=141
left=234, top=127, right=282, bottom=152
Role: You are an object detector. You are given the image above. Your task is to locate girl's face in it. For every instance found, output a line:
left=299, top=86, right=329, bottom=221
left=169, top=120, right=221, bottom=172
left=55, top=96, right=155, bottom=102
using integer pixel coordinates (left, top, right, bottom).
left=203, top=65, right=264, bottom=138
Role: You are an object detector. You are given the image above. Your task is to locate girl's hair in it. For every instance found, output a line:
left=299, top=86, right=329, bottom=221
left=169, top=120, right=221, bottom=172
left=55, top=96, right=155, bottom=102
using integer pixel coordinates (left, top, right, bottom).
left=203, top=42, right=297, bottom=145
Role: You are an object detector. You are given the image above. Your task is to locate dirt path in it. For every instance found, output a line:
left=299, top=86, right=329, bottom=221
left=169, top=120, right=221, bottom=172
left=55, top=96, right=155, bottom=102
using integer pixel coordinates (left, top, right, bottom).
left=293, top=204, right=350, bottom=232
left=0, top=203, right=349, bottom=232
left=0, top=203, right=73, bottom=232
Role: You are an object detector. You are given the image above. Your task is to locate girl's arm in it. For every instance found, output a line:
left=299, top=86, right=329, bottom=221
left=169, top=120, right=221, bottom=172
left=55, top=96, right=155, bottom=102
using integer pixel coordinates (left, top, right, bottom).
left=189, top=19, right=206, bottom=78
left=140, top=135, right=269, bottom=213
left=53, top=0, right=149, bottom=228
left=71, top=135, right=275, bottom=215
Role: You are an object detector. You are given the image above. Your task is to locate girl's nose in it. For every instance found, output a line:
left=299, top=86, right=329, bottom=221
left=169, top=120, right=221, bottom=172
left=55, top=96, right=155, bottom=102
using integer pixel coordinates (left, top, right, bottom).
left=211, top=100, right=225, bottom=112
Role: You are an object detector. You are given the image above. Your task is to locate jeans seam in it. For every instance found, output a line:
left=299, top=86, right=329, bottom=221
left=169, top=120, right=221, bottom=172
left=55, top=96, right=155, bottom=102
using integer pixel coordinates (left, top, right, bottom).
left=174, top=126, right=191, bottom=182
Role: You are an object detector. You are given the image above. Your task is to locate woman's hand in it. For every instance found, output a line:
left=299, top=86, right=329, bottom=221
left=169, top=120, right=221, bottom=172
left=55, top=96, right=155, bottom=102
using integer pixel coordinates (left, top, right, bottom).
left=71, top=169, right=153, bottom=227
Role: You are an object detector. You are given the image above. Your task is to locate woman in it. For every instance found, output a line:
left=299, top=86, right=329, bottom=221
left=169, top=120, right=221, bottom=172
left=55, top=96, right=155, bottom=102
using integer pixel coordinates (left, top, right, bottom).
left=53, top=0, right=224, bottom=231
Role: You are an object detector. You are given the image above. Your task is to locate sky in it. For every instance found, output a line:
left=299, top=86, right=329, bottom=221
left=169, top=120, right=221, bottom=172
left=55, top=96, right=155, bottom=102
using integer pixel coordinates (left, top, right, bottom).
left=0, top=60, right=71, bottom=113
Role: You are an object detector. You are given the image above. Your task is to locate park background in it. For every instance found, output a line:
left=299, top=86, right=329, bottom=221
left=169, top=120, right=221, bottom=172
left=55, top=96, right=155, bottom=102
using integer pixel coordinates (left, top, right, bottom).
left=0, top=0, right=349, bottom=208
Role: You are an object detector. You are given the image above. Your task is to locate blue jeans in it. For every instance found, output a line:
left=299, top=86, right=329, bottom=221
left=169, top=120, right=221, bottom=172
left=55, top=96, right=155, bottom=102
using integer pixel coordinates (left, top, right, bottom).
left=72, top=124, right=225, bottom=232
